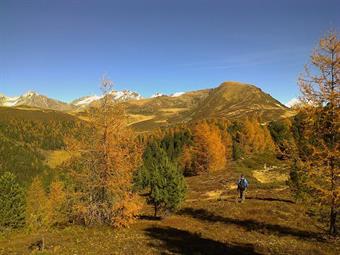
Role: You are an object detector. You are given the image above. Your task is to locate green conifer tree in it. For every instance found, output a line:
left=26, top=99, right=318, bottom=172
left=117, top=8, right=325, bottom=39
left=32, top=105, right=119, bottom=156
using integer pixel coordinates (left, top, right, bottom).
left=135, top=143, right=186, bottom=217
left=0, top=172, right=25, bottom=229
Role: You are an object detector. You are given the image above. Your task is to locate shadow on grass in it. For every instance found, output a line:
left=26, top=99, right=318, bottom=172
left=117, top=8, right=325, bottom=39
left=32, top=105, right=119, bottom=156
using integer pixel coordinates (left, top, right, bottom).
left=178, top=208, right=324, bottom=241
left=145, top=226, right=261, bottom=255
left=216, top=196, right=294, bottom=204
left=139, top=215, right=162, bottom=221
left=246, top=196, right=295, bottom=204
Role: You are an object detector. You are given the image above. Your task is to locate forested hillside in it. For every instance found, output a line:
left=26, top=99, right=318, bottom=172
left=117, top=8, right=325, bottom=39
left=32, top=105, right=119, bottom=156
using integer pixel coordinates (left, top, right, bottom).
left=0, top=107, right=92, bottom=184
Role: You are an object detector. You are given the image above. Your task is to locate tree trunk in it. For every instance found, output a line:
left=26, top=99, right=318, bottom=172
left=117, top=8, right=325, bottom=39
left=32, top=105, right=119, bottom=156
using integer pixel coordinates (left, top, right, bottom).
left=330, top=204, right=337, bottom=235
left=329, top=158, right=337, bottom=235
left=154, top=204, right=158, bottom=217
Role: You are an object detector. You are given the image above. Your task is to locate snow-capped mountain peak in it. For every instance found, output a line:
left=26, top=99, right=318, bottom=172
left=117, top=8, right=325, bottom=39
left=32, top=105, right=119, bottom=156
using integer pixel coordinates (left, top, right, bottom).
left=22, top=90, right=40, bottom=97
left=72, top=95, right=103, bottom=106
left=151, top=93, right=167, bottom=98
left=109, top=90, right=143, bottom=101
left=71, top=90, right=143, bottom=107
left=151, top=92, right=185, bottom=98
left=170, top=92, right=185, bottom=97
left=1, top=91, right=41, bottom=106
left=0, top=90, right=73, bottom=111
left=1, top=94, right=19, bottom=107
left=285, top=97, right=301, bottom=108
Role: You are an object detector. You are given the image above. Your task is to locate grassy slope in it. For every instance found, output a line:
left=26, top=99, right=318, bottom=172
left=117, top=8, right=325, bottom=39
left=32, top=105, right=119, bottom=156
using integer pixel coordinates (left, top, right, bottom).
left=124, top=89, right=210, bottom=132
left=43, top=150, right=73, bottom=169
left=191, top=82, right=291, bottom=122
left=1, top=157, right=338, bottom=255
left=124, top=82, right=294, bottom=132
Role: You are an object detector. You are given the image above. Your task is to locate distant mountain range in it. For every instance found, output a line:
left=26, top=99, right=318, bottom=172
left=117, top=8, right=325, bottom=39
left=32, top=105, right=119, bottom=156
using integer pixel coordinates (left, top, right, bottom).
left=0, top=82, right=295, bottom=131
left=151, top=92, right=185, bottom=98
left=0, top=89, right=187, bottom=111
left=70, top=90, right=144, bottom=108
left=0, top=91, right=74, bottom=111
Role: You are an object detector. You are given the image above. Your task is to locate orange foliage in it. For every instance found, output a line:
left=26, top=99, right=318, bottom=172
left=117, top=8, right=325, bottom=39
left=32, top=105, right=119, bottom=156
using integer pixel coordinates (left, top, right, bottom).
left=240, top=117, right=275, bottom=154
left=46, top=180, right=68, bottom=227
left=181, top=121, right=226, bottom=175
left=66, top=78, right=143, bottom=227
left=298, top=31, right=339, bottom=235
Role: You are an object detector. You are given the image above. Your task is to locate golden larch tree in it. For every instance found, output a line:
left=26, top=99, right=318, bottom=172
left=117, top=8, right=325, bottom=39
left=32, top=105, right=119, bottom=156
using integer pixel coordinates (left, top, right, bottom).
left=46, top=180, right=67, bottom=227
left=221, top=130, right=233, bottom=162
left=298, top=31, right=339, bottom=235
left=181, top=121, right=226, bottom=175
left=240, top=117, right=275, bottom=154
left=26, top=177, right=48, bottom=231
left=68, top=77, right=143, bottom=227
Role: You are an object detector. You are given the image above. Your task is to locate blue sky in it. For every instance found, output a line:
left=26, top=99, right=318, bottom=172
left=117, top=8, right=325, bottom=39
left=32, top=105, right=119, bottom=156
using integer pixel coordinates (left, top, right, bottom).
left=0, top=0, right=339, bottom=103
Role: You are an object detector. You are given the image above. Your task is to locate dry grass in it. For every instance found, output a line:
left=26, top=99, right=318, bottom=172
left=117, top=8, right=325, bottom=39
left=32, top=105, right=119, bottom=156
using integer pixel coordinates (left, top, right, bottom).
left=127, top=114, right=156, bottom=125
left=0, top=163, right=339, bottom=254
left=44, top=150, right=74, bottom=169
left=252, top=169, right=289, bottom=184
left=158, top=108, right=188, bottom=114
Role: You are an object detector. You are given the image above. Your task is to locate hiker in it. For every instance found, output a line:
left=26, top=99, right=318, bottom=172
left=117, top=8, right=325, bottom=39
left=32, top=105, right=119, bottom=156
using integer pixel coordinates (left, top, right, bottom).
left=237, top=174, right=248, bottom=202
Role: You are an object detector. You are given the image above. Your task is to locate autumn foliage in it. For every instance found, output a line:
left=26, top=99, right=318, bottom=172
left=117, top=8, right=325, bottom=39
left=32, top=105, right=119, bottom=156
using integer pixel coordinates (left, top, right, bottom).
left=239, top=117, right=275, bottom=154
left=181, top=121, right=226, bottom=176
left=66, top=78, right=143, bottom=227
left=26, top=177, right=68, bottom=231
left=26, top=177, right=49, bottom=231
left=297, top=31, right=339, bottom=235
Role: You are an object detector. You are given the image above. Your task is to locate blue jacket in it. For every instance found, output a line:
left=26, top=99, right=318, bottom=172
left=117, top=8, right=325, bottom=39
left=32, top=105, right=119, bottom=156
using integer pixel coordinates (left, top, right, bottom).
left=238, top=177, right=248, bottom=189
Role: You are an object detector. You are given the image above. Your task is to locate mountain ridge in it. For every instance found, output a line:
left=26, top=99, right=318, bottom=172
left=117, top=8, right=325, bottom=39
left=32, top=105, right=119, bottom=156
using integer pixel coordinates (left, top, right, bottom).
left=0, top=82, right=287, bottom=109
left=123, top=82, right=293, bottom=131
left=0, top=82, right=294, bottom=131
left=0, top=91, right=74, bottom=111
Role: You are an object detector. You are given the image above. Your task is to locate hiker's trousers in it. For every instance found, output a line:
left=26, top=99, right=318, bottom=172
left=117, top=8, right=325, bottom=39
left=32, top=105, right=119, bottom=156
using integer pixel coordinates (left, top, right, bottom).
left=239, top=188, right=246, bottom=201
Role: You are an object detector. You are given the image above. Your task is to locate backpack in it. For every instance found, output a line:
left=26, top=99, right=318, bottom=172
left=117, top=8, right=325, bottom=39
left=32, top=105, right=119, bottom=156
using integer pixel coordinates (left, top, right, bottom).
left=238, top=178, right=247, bottom=190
